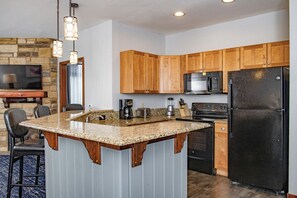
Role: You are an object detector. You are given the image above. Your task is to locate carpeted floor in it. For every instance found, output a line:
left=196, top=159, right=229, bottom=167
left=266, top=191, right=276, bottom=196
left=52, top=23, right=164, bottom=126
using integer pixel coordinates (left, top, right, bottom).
left=0, top=155, right=46, bottom=198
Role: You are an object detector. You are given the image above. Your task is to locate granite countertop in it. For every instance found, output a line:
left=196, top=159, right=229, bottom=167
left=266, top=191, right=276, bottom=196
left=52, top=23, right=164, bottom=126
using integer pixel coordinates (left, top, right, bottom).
left=20, top=111, right=211, bottom=147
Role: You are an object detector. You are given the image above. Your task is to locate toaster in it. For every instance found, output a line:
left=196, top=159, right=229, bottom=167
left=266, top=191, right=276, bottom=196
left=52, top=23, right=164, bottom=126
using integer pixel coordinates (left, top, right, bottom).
left=135, top=108, right=151, bottom=118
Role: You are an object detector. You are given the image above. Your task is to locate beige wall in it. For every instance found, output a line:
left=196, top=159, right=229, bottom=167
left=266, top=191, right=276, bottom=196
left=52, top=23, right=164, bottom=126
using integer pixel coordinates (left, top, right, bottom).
left=0, top=38, right=57, bottom=151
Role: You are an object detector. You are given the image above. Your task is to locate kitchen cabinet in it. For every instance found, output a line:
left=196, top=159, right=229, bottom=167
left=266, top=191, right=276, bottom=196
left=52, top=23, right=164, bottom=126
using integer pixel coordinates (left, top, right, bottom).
left=203, top=50, right=223, bottom=72
left=159, top=56, right=181, bottom=93
left=267, top=41, right=289, bottom=67
left=215, top=121, right=228, bottom=177
left=185, top=50, right=223, bottom=73
left=240, top=44, right=267, bottom=70
left=146, top=53, right=159, bottom=93
left=180, top=55, right=187, bottom=92
left=120, top=50, right=159, bottom=93
left=222, top=48, right=240, bottom=93
left=240, top=41, right=289, bottom=70
left=186, top=53, right=203, bottom=73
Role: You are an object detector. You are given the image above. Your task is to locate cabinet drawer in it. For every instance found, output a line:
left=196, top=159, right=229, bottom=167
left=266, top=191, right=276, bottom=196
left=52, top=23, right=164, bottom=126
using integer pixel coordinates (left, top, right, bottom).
left=215, top=123, right=228, bottom=133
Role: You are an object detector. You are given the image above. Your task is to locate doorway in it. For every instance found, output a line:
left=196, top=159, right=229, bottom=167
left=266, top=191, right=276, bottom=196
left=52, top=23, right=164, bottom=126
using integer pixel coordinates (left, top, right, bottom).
left=59, top=57, right=85, bottom=112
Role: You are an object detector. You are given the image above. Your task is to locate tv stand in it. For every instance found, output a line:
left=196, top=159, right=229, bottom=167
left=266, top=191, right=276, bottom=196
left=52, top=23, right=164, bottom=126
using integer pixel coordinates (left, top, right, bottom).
left=0, top=90, right=48, bottom=108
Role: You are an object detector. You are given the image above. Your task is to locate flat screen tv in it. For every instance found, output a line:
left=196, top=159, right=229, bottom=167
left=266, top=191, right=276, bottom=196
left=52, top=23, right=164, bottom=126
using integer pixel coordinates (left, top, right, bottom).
left=0, top=65, right=42, bottom=90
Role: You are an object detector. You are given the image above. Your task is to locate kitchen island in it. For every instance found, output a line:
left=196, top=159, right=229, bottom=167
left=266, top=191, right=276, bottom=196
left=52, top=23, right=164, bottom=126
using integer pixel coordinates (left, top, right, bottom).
left=21, top=110, right=210, bottom=198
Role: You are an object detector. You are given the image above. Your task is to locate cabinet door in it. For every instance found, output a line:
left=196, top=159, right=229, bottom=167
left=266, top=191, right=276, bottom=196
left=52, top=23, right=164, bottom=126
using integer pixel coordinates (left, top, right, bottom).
left=180, top=55, right=187, bottom=93
left=240, top=44, right=267, bottom=70
left=186, top=53, right=203, bottom=73
left=222, top=48, right=240, bottom=93
left=203, top=50, right=223, bottom=72
left=267, top=41, right=289, bottom=67
left=146, top=53, right=159, bottom=93
left=215, top=122, right=228, bottom=177
left=159, top=56, right=181, bottom=93
left=132, top=51, right=146, bottom=93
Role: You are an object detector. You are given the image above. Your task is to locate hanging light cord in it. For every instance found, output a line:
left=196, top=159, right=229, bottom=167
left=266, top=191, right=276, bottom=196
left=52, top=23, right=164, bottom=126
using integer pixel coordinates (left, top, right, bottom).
left=69, top=0, right=72, bottom=17
left=57, top=0, right=60, bottom=40
left=72, top=4, right=76, bottom=51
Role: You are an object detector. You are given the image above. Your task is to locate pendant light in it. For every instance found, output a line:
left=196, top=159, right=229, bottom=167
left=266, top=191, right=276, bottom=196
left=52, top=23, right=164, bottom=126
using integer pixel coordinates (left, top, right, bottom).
left=69, top=3, right=78, bottom=64
left=70, top=41, right=78, bottom=64
left=64, top=0, right=78, bottom=40
left=53, top=0, right=63, bottom=57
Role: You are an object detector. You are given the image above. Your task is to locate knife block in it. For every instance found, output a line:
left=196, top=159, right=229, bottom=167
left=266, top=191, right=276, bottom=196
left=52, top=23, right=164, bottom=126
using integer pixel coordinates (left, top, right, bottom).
left=179, top=104, right=191, bottom=117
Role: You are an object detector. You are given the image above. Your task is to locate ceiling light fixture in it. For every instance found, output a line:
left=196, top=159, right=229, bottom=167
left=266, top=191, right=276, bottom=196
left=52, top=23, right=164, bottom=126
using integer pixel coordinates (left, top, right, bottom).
left=64, top=0, right=78, bottom=40
left=174, top=11, right=185, bottom=17
left=222, top=0, right=235, bottom=3
left=69, top=3, right=78, bottom=64
left=53, top=0, right=63, bottom=57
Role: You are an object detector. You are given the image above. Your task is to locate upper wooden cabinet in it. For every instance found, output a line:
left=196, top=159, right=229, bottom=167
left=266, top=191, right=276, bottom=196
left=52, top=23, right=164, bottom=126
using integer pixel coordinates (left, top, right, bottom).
left=267, top=41, right=289, bottom=67
left=159, top=56, right=181, bottom=93
left=185, top=50, right=223, bottom=73
left=146, top=53, right=159, bottom=93
left=180, top=55, right=187, bottom=93
left=203, top=50, right=223, bottom=72
left=222, top=48, right=240, bottom=93
left=120, top=50, right=159, bottom=94
left=186, top=53, right=203, bottom=73
left=240, top=44, right=267, bottom=70
left=240, top=41, right=289, bottom=70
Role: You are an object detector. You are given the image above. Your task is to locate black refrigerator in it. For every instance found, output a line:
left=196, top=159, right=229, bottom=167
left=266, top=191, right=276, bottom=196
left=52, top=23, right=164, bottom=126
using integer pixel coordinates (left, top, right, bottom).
left=228, top=67, right=289, bottom=193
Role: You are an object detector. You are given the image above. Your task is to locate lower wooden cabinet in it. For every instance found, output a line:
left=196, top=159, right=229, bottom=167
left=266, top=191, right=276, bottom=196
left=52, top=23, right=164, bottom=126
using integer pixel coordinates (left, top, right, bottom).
left=214, top=121, right=228, bottom=177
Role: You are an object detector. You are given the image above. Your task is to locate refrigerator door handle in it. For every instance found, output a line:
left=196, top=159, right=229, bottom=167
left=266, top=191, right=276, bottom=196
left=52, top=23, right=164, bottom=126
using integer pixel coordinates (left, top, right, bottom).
left=228, top=79, right=233, bottom=109
left=228, top=109, right=233, bottom=139
left=207, top=77, right=211, bottom=92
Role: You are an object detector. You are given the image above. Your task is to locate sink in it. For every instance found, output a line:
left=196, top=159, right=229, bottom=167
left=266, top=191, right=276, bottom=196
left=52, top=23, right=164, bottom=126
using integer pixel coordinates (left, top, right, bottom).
left=72, top=112, right=173, bottom=127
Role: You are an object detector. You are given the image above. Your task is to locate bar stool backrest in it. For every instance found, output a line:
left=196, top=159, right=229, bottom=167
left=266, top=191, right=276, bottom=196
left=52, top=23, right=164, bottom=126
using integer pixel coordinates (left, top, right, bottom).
left=63, top=103, right=84, bottom=112
left=34, top=105, right=51, bottom=118
left=4, top=108, right=28, bottom=147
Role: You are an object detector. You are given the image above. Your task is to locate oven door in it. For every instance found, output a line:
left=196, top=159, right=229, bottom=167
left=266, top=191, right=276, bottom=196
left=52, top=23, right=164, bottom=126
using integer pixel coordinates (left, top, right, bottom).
left=188, top=126, right=214, bottom=175
left=184, top=73, right=211, bottom=94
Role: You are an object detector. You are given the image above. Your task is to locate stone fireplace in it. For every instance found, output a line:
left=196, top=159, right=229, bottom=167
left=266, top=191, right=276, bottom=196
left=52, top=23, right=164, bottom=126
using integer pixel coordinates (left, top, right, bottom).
left=0, top=38, right=57, bottom=151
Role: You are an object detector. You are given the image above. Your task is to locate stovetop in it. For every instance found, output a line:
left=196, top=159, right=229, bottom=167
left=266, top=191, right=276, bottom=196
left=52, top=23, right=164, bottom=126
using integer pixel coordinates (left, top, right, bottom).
left=176, top=103, right=228, bottom=123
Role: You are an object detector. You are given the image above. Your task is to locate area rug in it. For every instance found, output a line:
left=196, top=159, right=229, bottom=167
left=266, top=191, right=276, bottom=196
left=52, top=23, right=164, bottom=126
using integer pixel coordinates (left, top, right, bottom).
left=0, top=155, right=46, bottom=198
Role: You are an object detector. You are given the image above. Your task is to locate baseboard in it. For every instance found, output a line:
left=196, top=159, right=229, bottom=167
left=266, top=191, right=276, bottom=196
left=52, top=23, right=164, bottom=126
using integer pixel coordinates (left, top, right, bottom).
left=287, top=193, right=297, bottom=198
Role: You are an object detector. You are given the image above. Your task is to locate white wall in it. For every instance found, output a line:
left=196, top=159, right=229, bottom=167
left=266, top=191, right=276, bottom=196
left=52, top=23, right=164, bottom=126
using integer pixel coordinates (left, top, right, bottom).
left=61, top=21, right=113, bottom=110
left=289, top=0, right=297, bottom=195
left=165, top=9, right=289, bottom=106
left=112, top=21, right=166, bottom=109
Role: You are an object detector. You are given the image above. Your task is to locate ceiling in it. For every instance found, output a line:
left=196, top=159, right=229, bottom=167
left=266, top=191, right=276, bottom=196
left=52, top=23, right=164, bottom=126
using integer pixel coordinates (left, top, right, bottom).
left=0, top=0, right=289, bottom=38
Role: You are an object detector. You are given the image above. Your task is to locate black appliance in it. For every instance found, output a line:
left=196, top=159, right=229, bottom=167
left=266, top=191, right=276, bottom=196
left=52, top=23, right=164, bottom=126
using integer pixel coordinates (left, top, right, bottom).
left=176, top=103, right=228, bottom=175
left=119, top=99, right=133, bottom=119
left=228, top=67, right=289, bottom=193
left=0, top=65, right=42, bottom=89
left=184, top=71, right=223, bottom=95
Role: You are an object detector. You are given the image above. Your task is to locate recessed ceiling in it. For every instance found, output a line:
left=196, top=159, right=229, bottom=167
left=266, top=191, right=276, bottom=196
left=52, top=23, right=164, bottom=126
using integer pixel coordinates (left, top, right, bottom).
left=0, top=0, right=288, bottom=38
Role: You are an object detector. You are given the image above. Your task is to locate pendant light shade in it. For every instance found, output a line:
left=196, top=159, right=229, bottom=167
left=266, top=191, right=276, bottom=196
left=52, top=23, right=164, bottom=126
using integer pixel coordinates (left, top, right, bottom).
left=64, top=16, right=78, bottom=40
left=70, top=51, right=78, bottom=64
left=53, top=40, right=63, bottom=57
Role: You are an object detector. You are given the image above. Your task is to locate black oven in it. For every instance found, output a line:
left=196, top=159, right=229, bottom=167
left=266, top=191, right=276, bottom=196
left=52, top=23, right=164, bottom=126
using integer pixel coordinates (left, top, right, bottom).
left=184, top=72, right=223, bottom=95
left=188, top=126, right=214, bottom=174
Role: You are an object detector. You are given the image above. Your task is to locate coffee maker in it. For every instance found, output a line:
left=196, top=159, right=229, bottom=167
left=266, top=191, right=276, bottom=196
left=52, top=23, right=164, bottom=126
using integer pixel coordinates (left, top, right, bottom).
left=119, top=99, right=133, bottom=119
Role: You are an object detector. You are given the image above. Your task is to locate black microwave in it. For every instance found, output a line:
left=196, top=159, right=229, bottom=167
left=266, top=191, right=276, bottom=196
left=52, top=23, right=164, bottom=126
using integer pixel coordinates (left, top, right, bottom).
left=184, top=72, right=223, bottom=95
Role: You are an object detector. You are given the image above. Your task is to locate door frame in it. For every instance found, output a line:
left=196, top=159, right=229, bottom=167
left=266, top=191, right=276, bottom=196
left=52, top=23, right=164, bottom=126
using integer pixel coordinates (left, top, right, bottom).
left=59, top=57, right=85, bottom=112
